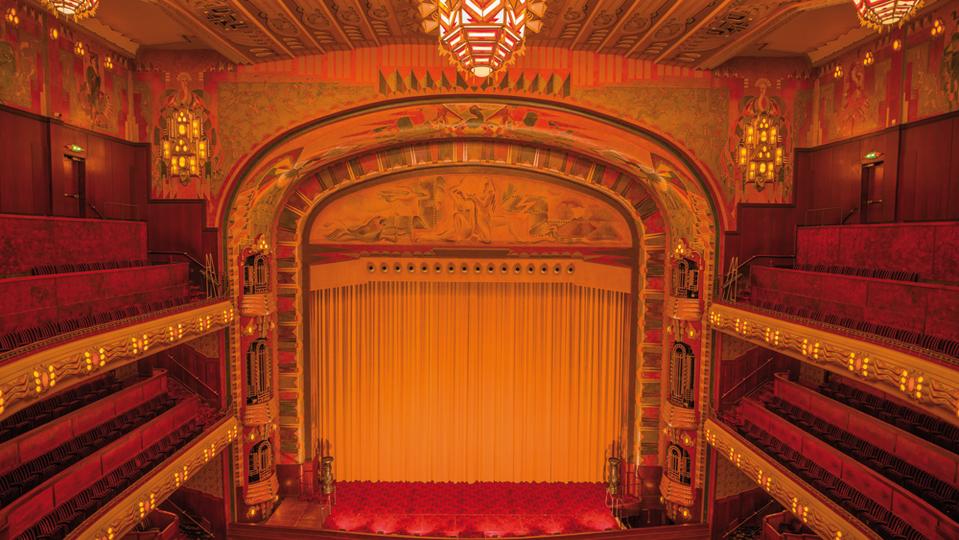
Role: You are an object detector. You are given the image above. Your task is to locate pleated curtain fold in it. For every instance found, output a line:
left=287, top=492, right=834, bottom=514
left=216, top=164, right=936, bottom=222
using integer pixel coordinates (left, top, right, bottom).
left=310, top=280, right=629, bottom=483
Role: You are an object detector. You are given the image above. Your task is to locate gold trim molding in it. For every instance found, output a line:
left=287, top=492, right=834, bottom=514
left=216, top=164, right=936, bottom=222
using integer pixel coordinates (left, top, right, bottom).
left=709, top=303, right=959, bottom=426
left=704, top=418, right=879, bottom=540
left=77, top=415, right=240, bottom=540
left=0, top=300, right=235, bottom=420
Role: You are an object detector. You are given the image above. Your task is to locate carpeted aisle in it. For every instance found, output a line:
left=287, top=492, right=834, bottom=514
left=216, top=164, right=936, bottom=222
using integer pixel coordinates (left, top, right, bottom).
left=322, top=482, right=620, bottom=537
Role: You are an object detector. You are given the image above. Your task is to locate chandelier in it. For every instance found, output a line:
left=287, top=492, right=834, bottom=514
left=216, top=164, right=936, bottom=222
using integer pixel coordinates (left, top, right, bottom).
left=418, top=0, right=547, bottom=78
left=41, top=0, right=100, bottom=20
left=853, top=0, right=922, bottom=29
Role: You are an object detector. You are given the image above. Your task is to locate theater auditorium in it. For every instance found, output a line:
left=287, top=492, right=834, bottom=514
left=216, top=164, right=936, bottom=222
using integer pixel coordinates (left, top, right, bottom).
left=0, top=0, right=957, bottom=539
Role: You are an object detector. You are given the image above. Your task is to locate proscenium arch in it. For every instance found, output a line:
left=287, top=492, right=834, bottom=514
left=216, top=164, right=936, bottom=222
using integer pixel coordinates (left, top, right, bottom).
left=298, top=163, right=647, bottom=470
left=216, top=93, right=730, bottom=236
left=218, top=96, right=722, bottom=482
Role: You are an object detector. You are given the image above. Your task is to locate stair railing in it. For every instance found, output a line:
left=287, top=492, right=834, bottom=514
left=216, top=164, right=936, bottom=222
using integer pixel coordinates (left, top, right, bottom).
left=166, top=353, right=220, bottom=403
left=148, top=250, right=221, bottom=298
left=721, top=498, right=780, bottom=539
left=163, top=499, right=215, bottom=539
left=720, top=357, right=774, bottom=409
left=721, top=254, right=795, bottom=302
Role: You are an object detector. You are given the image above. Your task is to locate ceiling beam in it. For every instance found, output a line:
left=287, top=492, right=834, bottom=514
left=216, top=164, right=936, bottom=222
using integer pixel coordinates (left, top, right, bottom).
left=277, top=0, right=326, bottom=52
left=349, top=0, right=380, bottom=47
left=310, top=0, right=355, bottom=49
left=654, top=0, right=736, bottom=64
left=623, top=0, right=684, bottom=58
left=154, top=0, right=254, bottom=64
left=695, top=0, right=850, bottom=70
left=228, top=0, right=296, bottom=58
left=570, top=0, right=608, bottom=49
left=595, top=0, right=643, bottom=52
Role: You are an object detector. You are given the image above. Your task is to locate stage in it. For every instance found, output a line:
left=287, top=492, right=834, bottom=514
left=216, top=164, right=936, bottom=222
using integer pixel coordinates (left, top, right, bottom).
left=266, top=482, right=622, bottom=537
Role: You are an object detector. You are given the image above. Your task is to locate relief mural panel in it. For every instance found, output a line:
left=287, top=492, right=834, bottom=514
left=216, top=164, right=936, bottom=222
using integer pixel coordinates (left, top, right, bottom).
left=309, top=172, right=632, bottom=246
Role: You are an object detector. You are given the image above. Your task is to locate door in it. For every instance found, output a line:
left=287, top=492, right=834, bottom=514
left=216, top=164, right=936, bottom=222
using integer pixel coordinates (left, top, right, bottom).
left=860, top=162, right=884, bottom=223
left=58, top=155, right=86, bottom=217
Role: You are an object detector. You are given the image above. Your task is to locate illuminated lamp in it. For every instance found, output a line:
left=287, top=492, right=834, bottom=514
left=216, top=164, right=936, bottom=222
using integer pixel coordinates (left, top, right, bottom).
left=418, top=0, right=547, bottom=78
left=41, top=0, right=100, bottom=21
left=852, top=0, right=921, bottom=29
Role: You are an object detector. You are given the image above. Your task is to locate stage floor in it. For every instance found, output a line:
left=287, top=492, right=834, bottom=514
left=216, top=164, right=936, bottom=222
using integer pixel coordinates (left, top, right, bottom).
left=268, top=482, right=621, bottom=537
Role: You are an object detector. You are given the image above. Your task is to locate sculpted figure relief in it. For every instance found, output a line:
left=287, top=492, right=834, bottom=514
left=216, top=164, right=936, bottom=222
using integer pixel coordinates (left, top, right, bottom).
left=316, top=174, right=629, bottom=246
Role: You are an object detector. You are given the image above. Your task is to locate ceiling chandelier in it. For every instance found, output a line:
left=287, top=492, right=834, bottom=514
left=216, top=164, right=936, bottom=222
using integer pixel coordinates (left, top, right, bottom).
left=418, top=0, right=547, bottom=78
left=41, top=0, right=100, bottom=21
left=853, top=0, right=922, bottom=29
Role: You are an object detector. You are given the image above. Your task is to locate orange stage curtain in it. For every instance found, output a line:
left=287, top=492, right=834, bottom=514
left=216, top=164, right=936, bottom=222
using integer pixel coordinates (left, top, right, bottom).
left=309, top=280, right=630, bottom=483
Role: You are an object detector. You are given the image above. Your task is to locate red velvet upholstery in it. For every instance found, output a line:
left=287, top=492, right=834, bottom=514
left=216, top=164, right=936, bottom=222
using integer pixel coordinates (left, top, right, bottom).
left=749, top=266, right=959, bottom=343
left=796, top=222, right=959, bottom=284
left=772, top=374, right=959, bottom=488
left=0, top=215, right=147, bottom=277
left=3, top=395, right=199, bottom=538
left=0, top=263, right=189, bottom=336
left=737, top=399, right=958, bottom=539
left=0, top=372, right=169, bottom=476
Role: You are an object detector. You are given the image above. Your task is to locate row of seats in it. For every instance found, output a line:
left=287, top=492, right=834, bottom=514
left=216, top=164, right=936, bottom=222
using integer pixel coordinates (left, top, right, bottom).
left=0, top=375, right=122, bottom=442
left=20, top=419, right=206, bottom=540
left=0, top=394, right=175, bottom=506
left=722, top=413, right=923, bottom=540
left=743, top=296, right=959, bottom=360
left=0, top=295, right=201, bottom=354
left=763, top=395, right=959, bottom=520
left=791, top=263, right=920, bottom=282
left=30, top=259, right=149, bottom=277
left=819, top=378, right=959, bottom=454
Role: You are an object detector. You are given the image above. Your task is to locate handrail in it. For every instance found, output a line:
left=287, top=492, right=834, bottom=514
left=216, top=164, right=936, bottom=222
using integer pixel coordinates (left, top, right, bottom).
left=721, top=254, right=795, bottom=302
left=721, top=498, right=779, bottom=539
left=149, top=250, right=221, bottom=298
left=721, top=358, right=773, bottom=404
left=163, top=499, right=215, bottom=539
left=166, top=352, right=219, bottom=401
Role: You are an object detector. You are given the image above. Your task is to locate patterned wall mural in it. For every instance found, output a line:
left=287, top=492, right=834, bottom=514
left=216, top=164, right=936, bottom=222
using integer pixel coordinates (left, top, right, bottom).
left=2, top=0, right=958, bottom=222
left=0, top=1, right=135, bottom=139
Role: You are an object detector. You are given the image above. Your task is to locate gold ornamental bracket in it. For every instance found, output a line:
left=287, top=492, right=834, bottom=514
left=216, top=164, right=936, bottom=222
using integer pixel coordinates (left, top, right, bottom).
left=73, top=415, right=239, bottom=540
left=705, top=418, right=880, bottom=540
left=0, top=300, right=234, bottom=420
left=708, top=303, right=959, bottom=426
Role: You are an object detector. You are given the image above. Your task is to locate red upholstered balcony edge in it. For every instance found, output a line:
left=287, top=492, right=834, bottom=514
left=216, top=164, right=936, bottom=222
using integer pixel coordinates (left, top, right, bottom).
left=3, top=394, right=200, bottom=538
left=771, top=373, right=959, bottom=487
left=737, top=399, right=959, bottom=539
left=0, top=370, right=170, bottom=476
left=717, top=300, right=958, bottom=366
left=0, top=296, right=225, bottom=364
left=796, top=222, right=959, bottom=285
left=226, top=523, right=712, bottom=540
left=0, top=214, right=147, bottom=278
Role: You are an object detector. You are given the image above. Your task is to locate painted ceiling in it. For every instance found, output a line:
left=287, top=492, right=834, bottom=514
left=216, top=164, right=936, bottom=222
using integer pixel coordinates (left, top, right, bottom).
left=71, top=0, right=904, bottom=68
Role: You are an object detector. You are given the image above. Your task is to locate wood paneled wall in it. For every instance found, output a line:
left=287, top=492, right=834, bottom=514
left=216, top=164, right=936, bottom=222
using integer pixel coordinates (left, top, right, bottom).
left=0, top=106, right=149, bottom=220
left=722, top=110, right=959, bottom=276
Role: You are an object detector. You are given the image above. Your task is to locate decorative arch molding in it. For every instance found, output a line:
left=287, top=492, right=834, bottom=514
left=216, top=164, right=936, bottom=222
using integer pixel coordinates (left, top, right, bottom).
left=219, top=96, right=721, bottom=514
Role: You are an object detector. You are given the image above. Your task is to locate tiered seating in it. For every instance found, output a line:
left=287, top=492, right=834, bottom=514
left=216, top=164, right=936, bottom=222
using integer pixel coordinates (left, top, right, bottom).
left=30, top=259, right=148, bottom=276
left=819, top=378, right=959, bottom=454
left=0, top=215, right=213, bottom=357
left=721, top=412, right=924, bottom=540
left=745, top=265, right=959, bottom=359
left=733, top=222, right=959, bottom=360
left=0, top=394, right=175, bottom=506
left=792, top=263, right=919, bottom=282
left=19, top=420, right=205, bottom=540
left=762, top=394, right=959, bottom=520
left=0, top=294, right=201, bottom=354
left=0, top=375, right=122, bottom=441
